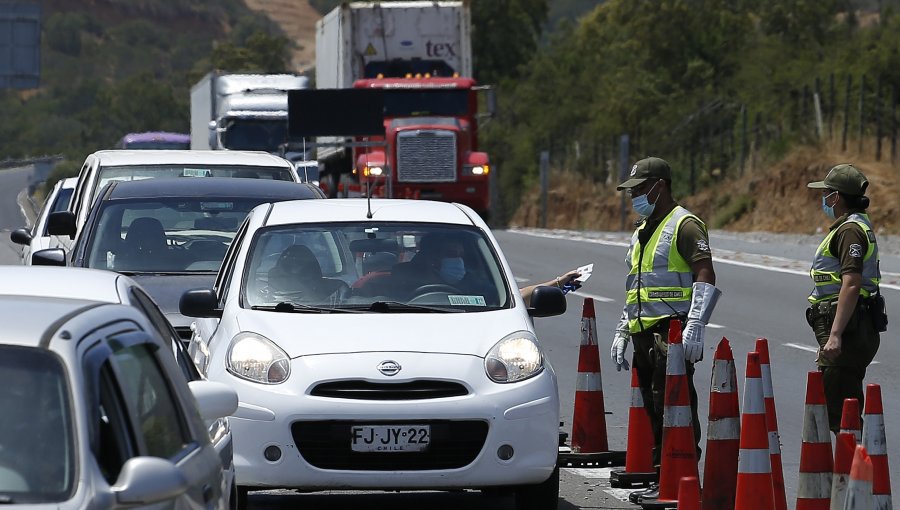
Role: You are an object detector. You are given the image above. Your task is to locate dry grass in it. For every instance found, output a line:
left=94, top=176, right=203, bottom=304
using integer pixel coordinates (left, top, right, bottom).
left=243, top=0, right=319, bottom=72
left=512, top=139, right=900, bottom=235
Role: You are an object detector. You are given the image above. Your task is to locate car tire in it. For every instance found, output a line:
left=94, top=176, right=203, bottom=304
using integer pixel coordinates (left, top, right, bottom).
left=233, top=486, right=249, bottom=510
left=513, top=466, right=559, bottom=510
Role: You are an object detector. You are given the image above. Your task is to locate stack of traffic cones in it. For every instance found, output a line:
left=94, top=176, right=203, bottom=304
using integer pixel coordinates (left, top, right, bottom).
left=755, top=339, right=787, bottom=510
left=861, top=384, right=892, bottom=509
left=796, top=371, right=833, bottom=510
left=676, top=477, right=700, bottom=510
left=701, top=337, right=740, bottom=510
left=734, top=352, right=775, bottom=510
left=559, top=298, right=625, bottom=467
left=845, top=445, right=875, bottom=509
left=610, top=366, right=657, bottom=488
left=640, top=320, right=698, bottom=509
left=831, top=432, right=857, bottom=510
left=841, top=398, right=862, bottom=442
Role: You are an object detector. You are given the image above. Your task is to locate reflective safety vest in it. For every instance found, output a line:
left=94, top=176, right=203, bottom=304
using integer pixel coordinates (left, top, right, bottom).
left=625, top=206, right=701, bottom=333
left=808, top=213, right=880, bottom=304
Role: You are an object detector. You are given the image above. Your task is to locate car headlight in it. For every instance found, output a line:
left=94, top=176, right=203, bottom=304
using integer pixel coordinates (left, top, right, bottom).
left=463, top=164, right=490, bottom=176
left=484, top=332, right=543, bottom=383
left=226, top=333, right=290, bottom=384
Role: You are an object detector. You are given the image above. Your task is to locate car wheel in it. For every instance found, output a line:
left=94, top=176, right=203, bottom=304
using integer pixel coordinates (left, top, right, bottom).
left=513, top=466, right=559, bottom=510
left=233, top=486, right=249, bottom=510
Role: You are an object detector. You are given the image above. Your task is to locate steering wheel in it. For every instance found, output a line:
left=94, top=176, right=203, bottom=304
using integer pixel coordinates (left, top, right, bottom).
left=411, top=284, right=461, bottom=297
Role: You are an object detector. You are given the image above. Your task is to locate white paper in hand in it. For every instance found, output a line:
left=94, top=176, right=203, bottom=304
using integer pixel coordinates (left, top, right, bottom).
left=575, top=263, right=593, bottom=283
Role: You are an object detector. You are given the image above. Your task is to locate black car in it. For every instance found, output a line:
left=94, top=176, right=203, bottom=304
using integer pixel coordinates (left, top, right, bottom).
left=33, top=177, right=325, bottom=339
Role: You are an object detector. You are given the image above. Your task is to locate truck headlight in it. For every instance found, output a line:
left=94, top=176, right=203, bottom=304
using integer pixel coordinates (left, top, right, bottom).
left=484, top=332, right=543, bottom=383
left=363, top=165, right=384, bottom=177
left=463, top=164, right=490, bottom=176
left=226, top=333, right=290, bottom=384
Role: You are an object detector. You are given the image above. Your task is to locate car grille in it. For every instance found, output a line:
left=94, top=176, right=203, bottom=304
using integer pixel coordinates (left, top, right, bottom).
left=292, top=420, right=488, bottom=470
left=310, top=380, right=469, bottom=400
left=396, top=130, right=457, bottom=183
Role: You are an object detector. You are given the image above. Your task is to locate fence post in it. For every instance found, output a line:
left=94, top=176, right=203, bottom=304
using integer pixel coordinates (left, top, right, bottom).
left=689, top=150, right=696, bottom=195
left=876, top=76, right=883, bottom=161
left=539, top=150, right=549, bottom=229
left=829, top=73, right=836, bottom=140
left=740, top=105, right=747, bottom=177
left=814, top=93, right=824, bottom=140
left=893, top=85, right=897, bottom=164
left=618, top=134, right=630, bottom=231
left=859, top=74, right=866, bottom=155
left=843, top=74, right=852, bottom=152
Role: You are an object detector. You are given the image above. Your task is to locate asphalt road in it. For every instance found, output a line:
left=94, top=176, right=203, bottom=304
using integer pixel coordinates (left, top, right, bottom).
left=1, top=165, right=897, bottom=508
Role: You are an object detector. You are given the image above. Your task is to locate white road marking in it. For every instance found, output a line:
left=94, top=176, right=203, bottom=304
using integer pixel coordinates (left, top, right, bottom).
left=514, top=276, right=529, bottom=283
left=571, top=291, right=615, bottom=303
left=784, top=342, right=879, bottom=364
left=707, top=323, right=725, bottom=329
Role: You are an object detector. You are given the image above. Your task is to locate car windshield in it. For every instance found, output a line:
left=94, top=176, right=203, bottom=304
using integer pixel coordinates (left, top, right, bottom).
left=221, top=119, right=288, bottom=152
left=243, top=223, right=510, bottom=312
left=0, top=346, right=74, bottom=503
left=95, top=164, right=294, bottom=201
left=86, top=197, right=265, bottom=272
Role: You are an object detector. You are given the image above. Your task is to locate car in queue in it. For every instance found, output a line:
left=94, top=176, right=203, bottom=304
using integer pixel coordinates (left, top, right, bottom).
left=10, top=177, right=76, bottom=264
left=0, top=266, right=242, bottom=509
left=0, top=271, right=237, bottom=508
left=48, top=149, right=302, bottom=250
left=180, top=199, right=567, bottom=510
left=33, top=177, right=324, bottom=340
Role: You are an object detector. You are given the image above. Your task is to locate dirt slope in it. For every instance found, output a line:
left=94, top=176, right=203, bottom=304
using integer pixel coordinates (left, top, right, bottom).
left=243, top=0, right=319, bottom=72
left=512, top=141, right=900, bottom=235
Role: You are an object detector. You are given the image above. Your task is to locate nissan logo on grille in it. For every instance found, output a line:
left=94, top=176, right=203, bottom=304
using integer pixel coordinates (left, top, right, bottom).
left=377, top=360, right=401, bottom=376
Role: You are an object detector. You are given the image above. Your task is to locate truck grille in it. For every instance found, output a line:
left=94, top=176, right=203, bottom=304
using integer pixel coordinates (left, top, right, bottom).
left=292, top=420, right=488, bottom=470
left=310, top=380, right=469, bottom=400
left=396, top=130, right=457, bottom=183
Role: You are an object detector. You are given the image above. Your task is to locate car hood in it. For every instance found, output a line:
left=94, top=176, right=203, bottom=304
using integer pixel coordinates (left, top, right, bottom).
left=234, top=307, right=533, bottom=358
left=130, top=274, right=216, bottom=329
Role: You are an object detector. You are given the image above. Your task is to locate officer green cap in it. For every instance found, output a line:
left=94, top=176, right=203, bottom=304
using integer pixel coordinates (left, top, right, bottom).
left=807, top=163, right=869, bottom=196
left=617, top=157, right=671, bottom=190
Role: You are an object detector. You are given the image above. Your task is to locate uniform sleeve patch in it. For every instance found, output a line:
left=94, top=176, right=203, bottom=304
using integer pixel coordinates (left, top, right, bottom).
left=696, top=239, right=710, bottom=253
left=849, top=243, right=863, bottom=258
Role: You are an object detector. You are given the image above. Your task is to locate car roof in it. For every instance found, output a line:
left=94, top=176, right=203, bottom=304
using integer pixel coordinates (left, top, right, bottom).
left=103, top=177, right=322, bottom=200
left=60, top=176, right=78, bottom=188
left=264, top=199, right=477, bottom=226
left=0, top=295, right=108, bottom=348
left=0, top=267, right=123, bottom=304
left=89, top=149, right=293, bottom=168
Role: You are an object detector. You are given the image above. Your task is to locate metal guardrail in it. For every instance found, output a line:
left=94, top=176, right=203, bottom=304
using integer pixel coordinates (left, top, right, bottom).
left=0, top=154, right=64, bottom=170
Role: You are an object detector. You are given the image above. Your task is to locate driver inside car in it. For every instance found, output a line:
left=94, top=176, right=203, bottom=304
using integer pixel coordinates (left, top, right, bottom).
left=392, top=234, right=493, bottom=301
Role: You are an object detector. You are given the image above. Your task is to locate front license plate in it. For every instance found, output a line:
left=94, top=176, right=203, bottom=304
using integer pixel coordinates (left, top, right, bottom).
left=350, top=425, right=431, bottom=452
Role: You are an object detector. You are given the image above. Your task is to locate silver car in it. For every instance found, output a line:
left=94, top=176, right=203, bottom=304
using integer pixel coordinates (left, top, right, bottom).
left=0, top=284, right=237, bottom=507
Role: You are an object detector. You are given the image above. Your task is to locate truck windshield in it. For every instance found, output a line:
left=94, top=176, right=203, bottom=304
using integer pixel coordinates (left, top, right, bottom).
left=243, top=223, right=511, bottom=312
left=221, top=119, right=288, bottom=152
left=382, top=89, right=469, bottom=118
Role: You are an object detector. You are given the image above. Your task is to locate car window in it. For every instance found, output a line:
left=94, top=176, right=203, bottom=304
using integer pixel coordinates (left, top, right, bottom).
left=38, top=187, right=74, bottom=237
left=96, top=363, right=135, bottom=484
left=109, top=339, right=191, bottom=459
left=95, top=164, right=294, bottom=198
left=130, top=287, right=201, bottom=382
left=218, top=214, right=251, bottom=306
left=242, top=223, right=510, bottom=312
left=0, top=346, right=74, bottom=502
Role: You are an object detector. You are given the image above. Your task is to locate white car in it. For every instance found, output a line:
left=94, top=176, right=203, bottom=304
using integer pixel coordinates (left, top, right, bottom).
left=0, top=267, right=241, bottom=509
left=180, top=199, right=566, bottom=509
left=0, top=269, right=237, bottom=509
left=48, top=150, right=300, bottom=250
left=10, top=177, right=76, bottom=264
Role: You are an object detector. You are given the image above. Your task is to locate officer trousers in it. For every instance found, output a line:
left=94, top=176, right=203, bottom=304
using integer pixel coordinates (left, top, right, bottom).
left=809, top=300, right=880, bottom=432
left=631, top=318, right=702, bottom=466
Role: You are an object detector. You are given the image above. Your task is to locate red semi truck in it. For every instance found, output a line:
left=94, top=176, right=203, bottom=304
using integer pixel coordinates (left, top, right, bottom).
left=315, top=1, right=493, bottom=217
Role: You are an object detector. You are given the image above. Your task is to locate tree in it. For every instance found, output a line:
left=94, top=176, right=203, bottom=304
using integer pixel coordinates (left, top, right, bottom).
left=472, top=0, right=549, bottom=84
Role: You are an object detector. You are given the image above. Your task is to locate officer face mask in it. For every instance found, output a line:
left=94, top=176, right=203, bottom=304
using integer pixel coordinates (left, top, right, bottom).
left=439, top=257, right=466, bottom=283
left=822, top=191, right=838, bottom=220
left=631, top=180, right=660, bottom=217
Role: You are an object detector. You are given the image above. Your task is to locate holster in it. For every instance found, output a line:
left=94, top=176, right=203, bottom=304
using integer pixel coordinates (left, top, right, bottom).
left=862, top=294, right=889, bottom=333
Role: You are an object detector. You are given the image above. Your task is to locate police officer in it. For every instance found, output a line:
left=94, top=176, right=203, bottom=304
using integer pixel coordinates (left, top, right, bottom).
left=610, top=157, right=720, bottom=502
left=806, top=164, right=883, bottom=432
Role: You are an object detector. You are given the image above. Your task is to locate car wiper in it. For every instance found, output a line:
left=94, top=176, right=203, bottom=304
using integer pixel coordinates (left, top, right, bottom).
left=363, top=301, right=464, bottom=313
left=250, top=302, right=361, bottom=314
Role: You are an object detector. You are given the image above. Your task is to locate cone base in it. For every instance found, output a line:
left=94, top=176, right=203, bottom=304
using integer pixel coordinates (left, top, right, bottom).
left=609, top=469, right=657, bottom=488
left=557, top=450, right=626, bottom=468
left=639, top=497, right=678, bottom=509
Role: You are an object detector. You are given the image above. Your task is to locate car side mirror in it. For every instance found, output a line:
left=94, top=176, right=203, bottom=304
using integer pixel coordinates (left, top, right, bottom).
left=180, top=288, right=223, bottom=318
left=528, top=286, right=567, bottom=318
left=112, top=457, right=188, bottom=506
left=10, top=228, right=32, bottom=246
left=32, top=248, right=67, bottom=266
left=47, top=211, right=76, bottom=238
left=208, top=120, right=218, bottom=149
left=189, top=380, right=238, bottom=421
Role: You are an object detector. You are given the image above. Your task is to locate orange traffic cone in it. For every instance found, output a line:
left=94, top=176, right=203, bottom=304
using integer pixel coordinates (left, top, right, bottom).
left=755, top=339, right=787, bottom=510
left=559, top=298, right=625, bottom=468
left=701, top=337, right=739, bottom=510
left=796, top=371, right=833, bottom=510
left=640, top=320, right=698, bottom=509
left=735, top=352, right=775, bottom=510
left=610, top=366, right=657, bottom=488
left=677, top=476, right=701, bottom=510
left=571, top=298, right=609, bottom=453
left=861, top=384, right=891, bottom=509
left=831, top=432, right=857, bottom=510
left=844, top=445, right=875, bottom=510
left=841, top=398, right=862, bottom=442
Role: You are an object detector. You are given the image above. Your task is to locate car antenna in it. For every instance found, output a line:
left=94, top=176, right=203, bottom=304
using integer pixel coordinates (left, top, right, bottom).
left=364, top=136, right=373, bottom=219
